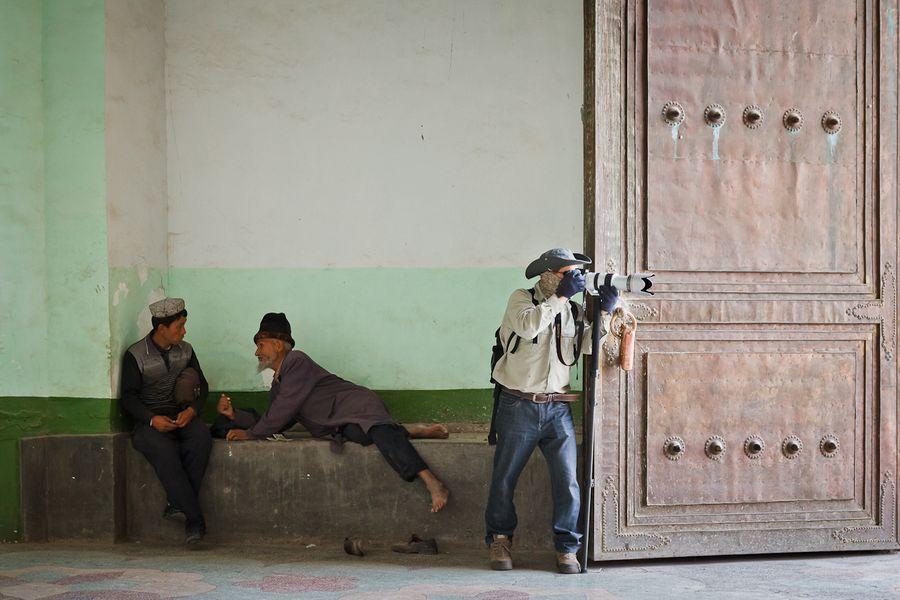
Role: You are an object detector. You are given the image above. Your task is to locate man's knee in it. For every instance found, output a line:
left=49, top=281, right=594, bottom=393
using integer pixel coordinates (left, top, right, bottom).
left=132, top=426, right=178, bottom=459
left=181, top=419, right=213, bottom=452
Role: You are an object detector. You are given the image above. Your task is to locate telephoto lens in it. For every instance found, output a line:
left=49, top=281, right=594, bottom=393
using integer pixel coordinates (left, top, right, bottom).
left=582, top=271, right=655, bottom=296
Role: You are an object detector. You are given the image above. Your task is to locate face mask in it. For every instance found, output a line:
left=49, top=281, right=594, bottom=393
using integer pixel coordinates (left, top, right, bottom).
left=538, top=271, right=560, bottom=297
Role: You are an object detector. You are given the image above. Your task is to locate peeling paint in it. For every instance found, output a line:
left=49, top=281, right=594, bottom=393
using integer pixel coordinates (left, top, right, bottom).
left=711, top=126, right=721, bottom=161
left=112, top=282, right=129, bottom=306
left=889, top=7, right=897, bottom=38
left=670, top=122, right=680, bottom=159
left=137, top=264, right=148, bottom=285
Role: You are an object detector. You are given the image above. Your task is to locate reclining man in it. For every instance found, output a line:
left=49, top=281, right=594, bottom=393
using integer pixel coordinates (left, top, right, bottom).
left=119, top=297, right=212, bottom=545
left=485, top=248, right=617, bottom=574
left=218, top=312, right=451, bottom=513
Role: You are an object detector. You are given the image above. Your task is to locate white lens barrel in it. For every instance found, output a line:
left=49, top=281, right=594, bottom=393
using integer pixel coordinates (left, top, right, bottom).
left=583, top=271, right=655, bottom=296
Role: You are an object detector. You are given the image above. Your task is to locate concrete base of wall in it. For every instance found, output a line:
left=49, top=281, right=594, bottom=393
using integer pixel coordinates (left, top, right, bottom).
left=22, top=433, right=579, bottom=551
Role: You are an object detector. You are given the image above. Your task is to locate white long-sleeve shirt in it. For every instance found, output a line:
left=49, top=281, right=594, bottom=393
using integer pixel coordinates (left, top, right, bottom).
left=491, top=285, right=607, bottom=394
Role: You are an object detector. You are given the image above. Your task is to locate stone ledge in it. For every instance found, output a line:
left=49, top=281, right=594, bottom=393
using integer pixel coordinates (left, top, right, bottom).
left=22, top=433, right=579, bottom=550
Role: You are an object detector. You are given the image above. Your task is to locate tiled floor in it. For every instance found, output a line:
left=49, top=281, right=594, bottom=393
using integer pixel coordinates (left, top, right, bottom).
left=0, top=542, right=897, bottom=599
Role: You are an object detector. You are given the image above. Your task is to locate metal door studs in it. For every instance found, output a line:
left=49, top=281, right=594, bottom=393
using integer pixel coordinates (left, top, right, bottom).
left=664, top=436, right=685, bottom=461
left=662, top=434, right=839, bottom=461
left=782, top=435, right=803, bottom=459
left=662, top=101, right=685, bottom=126
left=705, top=436, right=726, bottom=461
left=742, top=105, right=764, bottom=129
left=819, top=435, right=840, bottom=458
left=821, top=111, right=842, bottom=134
left=660, top=103, right=841, bottom=136
left=704, top=103, right=726, bottom=128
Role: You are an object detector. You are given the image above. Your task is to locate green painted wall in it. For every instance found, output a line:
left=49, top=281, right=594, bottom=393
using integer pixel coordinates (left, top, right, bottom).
left=0, top=0, right=109, bottom=541
left=42, top=0, right=110, bottom=398
left=168, top=267, right=529, bottom=391
left=0, top=0, right=48, bottom=396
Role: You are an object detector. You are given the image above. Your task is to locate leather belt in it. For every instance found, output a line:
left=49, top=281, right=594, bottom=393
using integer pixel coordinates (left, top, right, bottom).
left=501, top=387, right=580, bottom=404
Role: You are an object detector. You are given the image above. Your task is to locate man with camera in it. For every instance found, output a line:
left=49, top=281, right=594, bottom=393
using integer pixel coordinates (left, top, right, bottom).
left=485, top=248, right=618, bottom=574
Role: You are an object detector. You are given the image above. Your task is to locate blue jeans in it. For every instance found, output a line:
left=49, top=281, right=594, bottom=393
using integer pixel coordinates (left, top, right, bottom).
left=484, top=391, right=581, bottom=553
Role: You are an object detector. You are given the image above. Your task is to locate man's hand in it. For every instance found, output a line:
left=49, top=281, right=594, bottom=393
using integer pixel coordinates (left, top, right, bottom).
left=217, top=394, right=234, bottom=420
left=174, top=406, right=196, bottom=428
left=556, top=269, right=586, bottom=300
left=226, top=428, right=253, bottom=441
left=597, top=284, right=619, bottom=313
left=151, top=415, right=178, bottom=432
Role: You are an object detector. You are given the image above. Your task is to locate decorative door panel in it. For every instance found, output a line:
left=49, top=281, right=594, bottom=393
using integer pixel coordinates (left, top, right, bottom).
left=584, top=0, right=898, bottom=559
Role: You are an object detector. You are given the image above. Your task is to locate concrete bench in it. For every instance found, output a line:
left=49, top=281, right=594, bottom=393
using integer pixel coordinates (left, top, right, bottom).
left=21, top=432, right=578, bottom=550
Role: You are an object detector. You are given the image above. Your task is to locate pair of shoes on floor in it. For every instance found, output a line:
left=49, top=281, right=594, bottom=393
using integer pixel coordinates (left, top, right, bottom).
left=488, top=535, right=580, bottom=574
left=391, top=534, right=438, bottom=554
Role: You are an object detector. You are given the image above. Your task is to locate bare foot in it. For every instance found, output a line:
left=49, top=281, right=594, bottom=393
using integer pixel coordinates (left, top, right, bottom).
left=408, top=423, right=450, bottom=439
left=418, top=469, right=451, bottom=513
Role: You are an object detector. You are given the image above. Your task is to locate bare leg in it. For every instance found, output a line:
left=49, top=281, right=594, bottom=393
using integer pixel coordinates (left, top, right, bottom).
left=407, top=423, right=450, bottom=439
left=418, top=469, right=450, bottom=513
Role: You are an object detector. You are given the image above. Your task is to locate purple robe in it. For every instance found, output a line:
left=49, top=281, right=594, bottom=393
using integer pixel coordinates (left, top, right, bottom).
left=233, top=351, right=394, bottom=448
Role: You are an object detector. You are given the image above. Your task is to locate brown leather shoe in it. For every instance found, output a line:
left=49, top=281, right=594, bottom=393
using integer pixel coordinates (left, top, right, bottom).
left=556, top=552, right=580, bottom=574
left=489, top=535, right=513, bottom=570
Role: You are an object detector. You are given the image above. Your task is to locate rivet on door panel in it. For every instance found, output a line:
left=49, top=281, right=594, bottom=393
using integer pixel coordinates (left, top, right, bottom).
left=781, top=435, right=803, bottom=459
left=662, top=101, right=685, bottom=126
left=742, top=105, right=764, bottom=129
left=819, top=435, right=840, bottom=458
left=664, top=435, right=685, bottom=461
left=744, top=435, right=765, bottom=459
left=704, top=103, right=726, bottom=128
left=821, top=111, right=842, bottom=134
left=783, top=108, right=803, bottom=132
left=705, top=436, right=726, bottom=461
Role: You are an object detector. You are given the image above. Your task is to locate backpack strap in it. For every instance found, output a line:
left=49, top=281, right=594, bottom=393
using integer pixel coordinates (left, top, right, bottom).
left=528, top=288, right=539, bottom=344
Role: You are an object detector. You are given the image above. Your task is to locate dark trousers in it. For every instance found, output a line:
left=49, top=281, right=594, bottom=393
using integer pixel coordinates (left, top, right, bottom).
left=341, top=423, right=428, bottom=482
left=132, top=418, right=212, bottom=526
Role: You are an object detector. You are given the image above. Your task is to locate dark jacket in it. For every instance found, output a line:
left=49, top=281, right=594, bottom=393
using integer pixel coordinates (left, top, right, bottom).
left=233, top=350, right=394, bottom=446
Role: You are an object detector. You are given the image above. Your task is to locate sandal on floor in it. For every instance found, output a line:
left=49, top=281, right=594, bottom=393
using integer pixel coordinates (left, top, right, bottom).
left=391, top=534, right=438, bottom=554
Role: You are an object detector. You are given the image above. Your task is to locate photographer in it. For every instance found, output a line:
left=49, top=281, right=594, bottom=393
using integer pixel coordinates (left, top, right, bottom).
left=485, top=248, right=617, bottom=574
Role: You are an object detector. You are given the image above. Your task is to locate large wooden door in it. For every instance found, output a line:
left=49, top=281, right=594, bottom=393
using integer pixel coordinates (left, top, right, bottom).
left=584, top=0, right=899, bottom=559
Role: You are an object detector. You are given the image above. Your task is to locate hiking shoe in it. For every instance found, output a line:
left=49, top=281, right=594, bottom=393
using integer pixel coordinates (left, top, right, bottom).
left=489, top=534, right=513, bottom=570
left=162, top=503, right=185, bottom=521
left=391, top=534, right=438, bottom=554
left=556, top=552, right=580, bottom=574
left=185, top=521, right=206, bottom=547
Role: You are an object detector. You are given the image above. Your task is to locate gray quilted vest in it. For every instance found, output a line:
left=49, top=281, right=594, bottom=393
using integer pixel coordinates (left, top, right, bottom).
left=126, top=334, right=193, bottom=416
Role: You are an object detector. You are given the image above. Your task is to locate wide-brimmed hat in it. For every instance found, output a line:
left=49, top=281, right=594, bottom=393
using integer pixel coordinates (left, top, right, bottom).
left=525, top=248, right=592, bottom=279
left=253, top=312, right=296, bottom=347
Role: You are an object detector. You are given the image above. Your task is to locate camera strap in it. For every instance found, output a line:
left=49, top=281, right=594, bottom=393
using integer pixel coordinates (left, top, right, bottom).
left=554, top=301, right=584, bottom=367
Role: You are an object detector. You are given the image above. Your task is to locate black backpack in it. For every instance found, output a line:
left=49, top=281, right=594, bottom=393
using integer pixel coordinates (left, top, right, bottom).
left=488, top=289, right=583, bottom=444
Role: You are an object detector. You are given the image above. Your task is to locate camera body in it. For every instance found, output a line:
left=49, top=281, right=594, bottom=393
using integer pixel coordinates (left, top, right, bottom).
left=582, top=271, right=655, bottom=297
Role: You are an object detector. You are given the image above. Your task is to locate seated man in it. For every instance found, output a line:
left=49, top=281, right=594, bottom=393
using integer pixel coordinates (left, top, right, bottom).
left=219, top=312, right=450, bottom=513
left=119, top=297, right=212, bottom=545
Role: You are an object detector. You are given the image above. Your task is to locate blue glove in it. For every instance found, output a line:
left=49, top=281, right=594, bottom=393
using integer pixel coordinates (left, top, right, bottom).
left=556, top=270, right=586, bottom=299
left=597, top=285, right=619, bottom=313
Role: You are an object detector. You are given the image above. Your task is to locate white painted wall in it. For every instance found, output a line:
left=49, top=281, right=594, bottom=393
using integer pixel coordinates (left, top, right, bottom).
left=165, top=0, right=584, bottom=269
left=106, top=0, right=168, bottom=269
